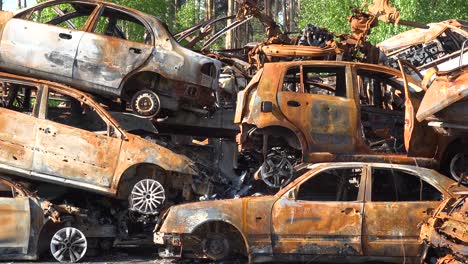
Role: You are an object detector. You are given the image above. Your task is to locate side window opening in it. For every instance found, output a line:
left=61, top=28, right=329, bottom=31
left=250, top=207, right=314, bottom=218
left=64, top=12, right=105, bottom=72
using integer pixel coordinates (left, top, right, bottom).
left=0, top=82, right=38, bottom=115
left=26, top=3, right=96, bottom=30
left=46, top=89, right=116, bottom=137
left=282, top=66, right=347, bottom=98
left=93, top=8, right=152, bottom=44
left=0, top=181, right=14, bottom=198
left=297, top=168, right=362, bottom=202
left=357, top=70, right=406, bottom=154
left=371, top=168, right=444, bottom=202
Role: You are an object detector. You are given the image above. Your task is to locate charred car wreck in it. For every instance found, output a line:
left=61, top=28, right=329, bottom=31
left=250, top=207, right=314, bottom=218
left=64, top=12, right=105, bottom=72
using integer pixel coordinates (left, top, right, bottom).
left=155, top=162, right=467, bottom=263
left=0, top=176, right=114, bottom=262
left=0, top=0, right=221, bottom=117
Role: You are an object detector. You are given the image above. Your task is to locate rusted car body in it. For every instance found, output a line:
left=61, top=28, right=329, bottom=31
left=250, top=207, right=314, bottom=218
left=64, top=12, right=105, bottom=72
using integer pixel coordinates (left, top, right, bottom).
left=420, top=194, right=467, bottom=264
left=234, top=60, right=466, bottom=186
left=0, top=0, right=221, bottom=117
left=155, top=162, right=467, bottom=263
left=0, top=175, right=103, bottom=262
left=416, top=65, right=468, bottom=183
left=379, top=20, right=468, bottom=73
left=0, top=72, right=197, bottom=215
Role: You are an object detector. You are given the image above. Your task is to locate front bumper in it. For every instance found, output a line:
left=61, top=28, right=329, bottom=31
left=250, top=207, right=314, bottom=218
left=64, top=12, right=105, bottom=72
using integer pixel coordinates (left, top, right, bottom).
left=154, top=232, right=182, bottom=258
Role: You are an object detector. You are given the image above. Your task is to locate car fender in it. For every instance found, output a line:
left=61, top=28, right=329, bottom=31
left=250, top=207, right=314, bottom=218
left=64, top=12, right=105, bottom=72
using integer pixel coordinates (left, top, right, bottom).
left=159, top=199, right=246, bottom=235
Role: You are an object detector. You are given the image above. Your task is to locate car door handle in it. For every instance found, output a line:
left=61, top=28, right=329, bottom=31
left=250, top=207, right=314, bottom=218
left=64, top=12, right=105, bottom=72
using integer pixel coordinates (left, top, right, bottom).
left=129, top=47, right=142, bottom=54
left=287, top=100, right=301, bottom=107
left=341, top=208, right=361, bottom=215
left=59, top=33, right=72, bottom=40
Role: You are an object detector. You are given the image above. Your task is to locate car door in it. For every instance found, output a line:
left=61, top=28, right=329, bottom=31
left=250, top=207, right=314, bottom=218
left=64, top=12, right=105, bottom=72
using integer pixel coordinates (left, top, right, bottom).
left=0, top=179, right=31, bottom=257
left=74, top=6, right=153, bottom=91
left=0, top=81, right=40, bottom=173
left=277, top=65, right=358, bottom=153
left=0, top=2, right=98, bottom=81
left=363, top=165, right=446, bottom=258
left=271, top=166, right=366, bottom=257
left=32, top=85, right=122, bottom=192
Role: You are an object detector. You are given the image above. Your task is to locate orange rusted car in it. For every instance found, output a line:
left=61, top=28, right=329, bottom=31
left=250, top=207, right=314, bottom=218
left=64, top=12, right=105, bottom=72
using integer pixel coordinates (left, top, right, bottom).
left=0, top=72, right=197, bottom=215
left=154, top=162, right=467, bottom=263
left=234, top=60, right=467, bottom=187
left=0, top=175, right=95, bottom=262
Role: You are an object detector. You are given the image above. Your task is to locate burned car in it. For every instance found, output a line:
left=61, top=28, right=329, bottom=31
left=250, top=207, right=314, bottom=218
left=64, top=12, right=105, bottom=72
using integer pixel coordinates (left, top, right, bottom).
left=0, top=0, right=221, bottom=117
left=420, top=194, right=467, bottom=264
left=416, top=65, right=468, bottom=184
left=0, top=72, right=198, bottom=215
left=155, top=162, right=467, bottom=263
left=235, top=60, right=466, bottom=187
left=379, top=20, right=468, bottom=73
left=0, top=175, right=104, bottom=262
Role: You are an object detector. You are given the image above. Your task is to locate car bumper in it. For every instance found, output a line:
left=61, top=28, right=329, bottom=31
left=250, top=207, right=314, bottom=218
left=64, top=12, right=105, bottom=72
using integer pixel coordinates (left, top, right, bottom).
left=154, top=232, right=182, bottom=258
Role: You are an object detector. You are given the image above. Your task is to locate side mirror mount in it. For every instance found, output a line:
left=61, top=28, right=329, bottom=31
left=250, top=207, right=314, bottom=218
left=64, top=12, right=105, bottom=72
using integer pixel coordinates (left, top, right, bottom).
left=261, top=101, right=273, bottom=113
left=287, top=189, right=296, bottom=200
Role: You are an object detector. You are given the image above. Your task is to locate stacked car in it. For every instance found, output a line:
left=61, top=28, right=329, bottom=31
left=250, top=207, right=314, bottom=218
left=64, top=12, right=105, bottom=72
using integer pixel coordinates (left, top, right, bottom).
left=0, top=0, right=466, bottom=263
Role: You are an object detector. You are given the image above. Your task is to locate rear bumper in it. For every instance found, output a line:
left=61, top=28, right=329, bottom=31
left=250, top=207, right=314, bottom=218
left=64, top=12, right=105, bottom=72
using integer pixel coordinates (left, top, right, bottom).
left=154, top=232, right=182, bottom=258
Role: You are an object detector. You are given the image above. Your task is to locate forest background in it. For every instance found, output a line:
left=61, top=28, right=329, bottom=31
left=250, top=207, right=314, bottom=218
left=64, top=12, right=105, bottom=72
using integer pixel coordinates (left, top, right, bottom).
left=6, top=0, right=468, bottom=48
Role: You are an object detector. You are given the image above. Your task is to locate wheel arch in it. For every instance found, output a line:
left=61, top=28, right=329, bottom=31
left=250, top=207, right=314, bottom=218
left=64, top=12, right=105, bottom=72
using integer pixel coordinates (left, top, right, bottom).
left=191, top=220, right=249, bottom=257
left=119, top=70, right=162, bottom=100
left=115, top=162, right=169, bottom=199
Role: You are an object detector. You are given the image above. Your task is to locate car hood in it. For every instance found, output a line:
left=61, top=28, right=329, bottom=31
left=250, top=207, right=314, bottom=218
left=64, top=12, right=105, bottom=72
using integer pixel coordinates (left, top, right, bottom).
left=378, top=20, right=468, bottom=54
left=416, top=68, right=468, bottom=123
left=121, top=133, right=197, bottom=176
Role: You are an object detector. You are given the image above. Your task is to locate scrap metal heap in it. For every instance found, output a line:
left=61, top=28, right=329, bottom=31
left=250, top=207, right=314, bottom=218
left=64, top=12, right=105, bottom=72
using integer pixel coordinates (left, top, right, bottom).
left=420, top=194, right=468, bottom=264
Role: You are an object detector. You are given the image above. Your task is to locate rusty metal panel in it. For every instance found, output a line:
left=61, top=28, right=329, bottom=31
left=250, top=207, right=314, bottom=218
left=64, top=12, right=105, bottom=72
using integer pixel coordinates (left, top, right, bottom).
left=278, top=92, right=358, bottom=153
left=0, top=197, right=30, bottom=255
left=271, top=197, right=363, bottom=255
left=32, top=118, right=121, bottom=188
left=0, top=108, right=37, bottom=172
left=74, top=32, right=153, bottom=89
left=417, top=69, right=468, bottom=123
left=0, top=18, right=84, bottom=79
left=363, top=201, right=442, bottom=257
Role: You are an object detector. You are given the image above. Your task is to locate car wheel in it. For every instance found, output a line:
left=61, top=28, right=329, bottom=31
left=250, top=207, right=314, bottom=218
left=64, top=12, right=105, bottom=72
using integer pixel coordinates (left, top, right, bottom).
left=129, top=179, right=165, bottom=215
left=50, top=227, right=87, bottom=263
left=202, top=233, right=230, bottom=261
left=260, top=151, right=294, bottom=188
left=449, top=153, right=467, bottom=184
left=131, top=90, right=160, bottom=117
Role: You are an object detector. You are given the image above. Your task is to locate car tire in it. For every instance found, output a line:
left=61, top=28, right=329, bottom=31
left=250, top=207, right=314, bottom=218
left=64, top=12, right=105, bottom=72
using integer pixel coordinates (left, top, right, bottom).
left=130, top=90, right=160, bottom=117
left=50, top=227, right=87, bottom=263
left=202, top=233, right=230, bottom=261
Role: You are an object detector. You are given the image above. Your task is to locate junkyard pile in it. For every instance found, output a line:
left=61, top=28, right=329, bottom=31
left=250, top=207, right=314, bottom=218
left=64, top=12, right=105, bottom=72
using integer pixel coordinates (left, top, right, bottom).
left=0, top=0, right=466, bottom=263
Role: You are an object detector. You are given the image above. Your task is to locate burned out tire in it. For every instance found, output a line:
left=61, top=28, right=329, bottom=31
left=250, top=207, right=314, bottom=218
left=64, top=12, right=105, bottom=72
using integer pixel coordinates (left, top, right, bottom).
left=449, top=153, right=467, bottom=184
left=130, top=90, right=160, bottom=117
left=50, top=227, right=87, bottom=263
left=128, top=179, right=166, bottom=215
left=202, top=233, right=230, bottom=261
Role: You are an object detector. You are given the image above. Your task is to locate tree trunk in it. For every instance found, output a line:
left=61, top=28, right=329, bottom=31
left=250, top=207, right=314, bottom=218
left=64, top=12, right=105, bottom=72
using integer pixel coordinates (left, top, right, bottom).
left=282, top=0, right=288, bottom=31
left=274, top=0, right=280, bottom=22
left=18, top=0, right=21, bottom=9
left=226, top=0, right=235, bottom=49
left=24, top=0, right=27, bottom=8
left=0, top=1, right=3, bottom=11
left=289, top=0, right=295, bottom=32
left=264, top=0, right=271, bottom=16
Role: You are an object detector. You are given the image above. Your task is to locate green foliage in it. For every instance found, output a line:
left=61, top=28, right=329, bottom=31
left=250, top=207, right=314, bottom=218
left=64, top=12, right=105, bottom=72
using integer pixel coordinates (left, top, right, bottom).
left=298, top=0, right=468, bottom=44
left=176, top=0, right=197, bottom=32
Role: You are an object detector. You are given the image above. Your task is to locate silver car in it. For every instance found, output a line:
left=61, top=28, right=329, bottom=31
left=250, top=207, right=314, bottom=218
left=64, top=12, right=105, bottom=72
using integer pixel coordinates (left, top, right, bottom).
left=0, top=0, right=221, bottom=117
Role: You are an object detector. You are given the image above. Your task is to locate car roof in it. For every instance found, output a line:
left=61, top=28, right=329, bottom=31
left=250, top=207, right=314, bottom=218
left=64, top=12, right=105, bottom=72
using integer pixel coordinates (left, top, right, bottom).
left=17, top=0, right=151, bottom=19
left=276, top=162, right=465, bottom=197
left=0, top=71, right=125, bottom=134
